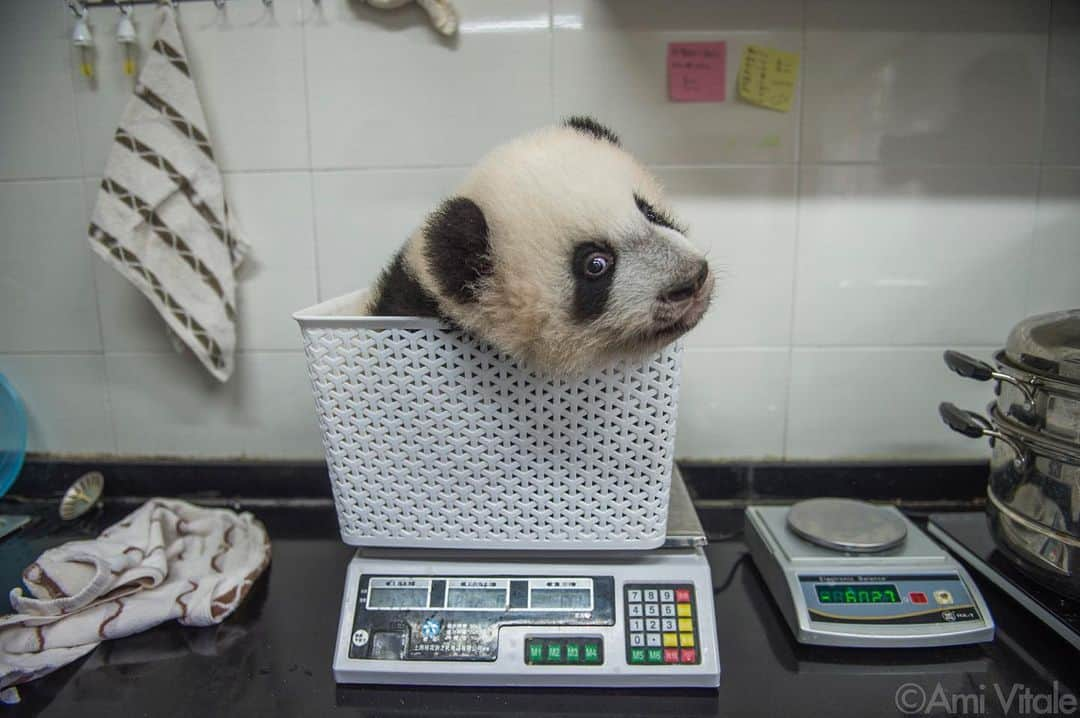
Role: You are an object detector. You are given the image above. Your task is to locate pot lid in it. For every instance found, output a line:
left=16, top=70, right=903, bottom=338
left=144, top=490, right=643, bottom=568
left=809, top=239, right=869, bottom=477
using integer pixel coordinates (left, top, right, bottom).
left=1005, top=309, right=1080, bottom=382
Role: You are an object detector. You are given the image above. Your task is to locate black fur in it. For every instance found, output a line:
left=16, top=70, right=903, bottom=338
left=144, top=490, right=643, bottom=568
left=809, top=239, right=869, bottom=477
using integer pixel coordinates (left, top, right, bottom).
left=634, top=193, right=686, bottom=234
left=422, top=197, right=493, bottom=304
left=571, top=241, right=616, bottom=322
left=564, top=116, right=620, bottom=146
left=370, top=249, right=440, bottom=316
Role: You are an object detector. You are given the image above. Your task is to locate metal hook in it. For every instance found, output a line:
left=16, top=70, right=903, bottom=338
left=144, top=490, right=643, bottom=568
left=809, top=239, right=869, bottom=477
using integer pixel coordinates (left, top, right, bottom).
left=214, top=0, right=226, bottom=8
left=113, top=0, right=133, bottom=16
left=262, top=0, right=273, bottom=7
left=66, top=0, right=86, bottom=19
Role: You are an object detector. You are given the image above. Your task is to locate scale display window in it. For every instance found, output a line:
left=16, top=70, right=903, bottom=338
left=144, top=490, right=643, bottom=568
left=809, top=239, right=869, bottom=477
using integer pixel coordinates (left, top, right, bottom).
left=815, top=584, right=901, bottom=605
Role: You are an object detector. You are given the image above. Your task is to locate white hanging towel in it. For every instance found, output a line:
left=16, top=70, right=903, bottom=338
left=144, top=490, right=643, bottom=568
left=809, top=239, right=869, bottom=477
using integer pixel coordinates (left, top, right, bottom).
left=88, top=2, right=248, bottom=381
left=0, top=498, right=271, bottom=690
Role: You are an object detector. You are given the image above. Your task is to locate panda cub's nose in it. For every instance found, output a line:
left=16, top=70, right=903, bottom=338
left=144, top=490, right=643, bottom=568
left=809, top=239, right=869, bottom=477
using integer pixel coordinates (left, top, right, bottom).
left=659, top=261, right=710, bottom=303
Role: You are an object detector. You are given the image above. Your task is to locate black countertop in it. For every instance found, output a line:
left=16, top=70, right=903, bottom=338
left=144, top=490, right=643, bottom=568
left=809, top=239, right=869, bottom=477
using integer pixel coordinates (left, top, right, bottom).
left=0, top=497, right=1077, bottom=718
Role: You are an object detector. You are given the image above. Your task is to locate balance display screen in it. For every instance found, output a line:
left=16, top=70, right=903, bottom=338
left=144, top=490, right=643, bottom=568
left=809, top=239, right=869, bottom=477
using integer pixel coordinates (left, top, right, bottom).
left=815, top=584, right=900, bottom=604
left=446, top=588, right=507, bottom=609
left=367, top=587, right=429, bottom=609
left=530, top=588, right=592, bottom=610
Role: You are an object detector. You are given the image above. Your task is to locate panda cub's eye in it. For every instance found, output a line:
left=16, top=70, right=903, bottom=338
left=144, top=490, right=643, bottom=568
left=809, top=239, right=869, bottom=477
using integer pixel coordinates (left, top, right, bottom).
left=584, top=252, right=613, bottom=278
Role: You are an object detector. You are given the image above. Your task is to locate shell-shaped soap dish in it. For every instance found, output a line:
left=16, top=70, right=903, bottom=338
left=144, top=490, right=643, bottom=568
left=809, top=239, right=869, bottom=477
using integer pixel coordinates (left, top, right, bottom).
left=59, top=471, right=104, bottom=521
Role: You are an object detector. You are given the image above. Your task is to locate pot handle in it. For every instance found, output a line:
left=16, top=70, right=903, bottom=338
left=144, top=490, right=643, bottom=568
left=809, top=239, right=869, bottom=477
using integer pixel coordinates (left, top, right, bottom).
left=942, top=351, right=1037, bottom=411
left=938, top=402, right=1026, bottom=470
left=943, top=351, right=994, bottom=381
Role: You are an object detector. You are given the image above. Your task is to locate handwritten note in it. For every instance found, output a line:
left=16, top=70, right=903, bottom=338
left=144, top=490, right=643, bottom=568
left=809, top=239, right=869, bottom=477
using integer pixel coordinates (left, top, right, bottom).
left=737, top=45, right=800, bottom=112
left=667, top=42, right=726, bottom=102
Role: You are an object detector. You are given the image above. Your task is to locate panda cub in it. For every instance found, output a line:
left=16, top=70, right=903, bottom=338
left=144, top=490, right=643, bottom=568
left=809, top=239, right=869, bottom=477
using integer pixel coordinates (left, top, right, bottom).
left=368, top=117, right=714, bottom=376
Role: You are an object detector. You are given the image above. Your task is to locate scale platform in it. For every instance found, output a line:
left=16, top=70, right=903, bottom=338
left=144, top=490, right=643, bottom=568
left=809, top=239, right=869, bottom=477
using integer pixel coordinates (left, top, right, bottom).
left=745, top=499, right=995, bottom=648
left=333, top=468, right=720, bottom=688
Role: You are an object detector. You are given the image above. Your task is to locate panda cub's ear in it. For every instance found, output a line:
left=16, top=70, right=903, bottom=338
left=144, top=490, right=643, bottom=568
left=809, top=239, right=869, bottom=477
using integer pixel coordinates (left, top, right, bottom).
left=563, top=116, right=620, bottom=146
left=422, top=197, right=493, bottom=304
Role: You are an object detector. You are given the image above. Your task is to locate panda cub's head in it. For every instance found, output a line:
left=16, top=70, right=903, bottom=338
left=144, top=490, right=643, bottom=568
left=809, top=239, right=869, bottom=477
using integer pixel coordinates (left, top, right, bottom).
left=378, top=117, right=714, bottom=375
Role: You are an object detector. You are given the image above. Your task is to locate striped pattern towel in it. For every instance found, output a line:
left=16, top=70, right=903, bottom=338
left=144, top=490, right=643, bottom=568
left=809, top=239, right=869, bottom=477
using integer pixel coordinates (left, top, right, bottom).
left=88, top=3, right=247, bottom=382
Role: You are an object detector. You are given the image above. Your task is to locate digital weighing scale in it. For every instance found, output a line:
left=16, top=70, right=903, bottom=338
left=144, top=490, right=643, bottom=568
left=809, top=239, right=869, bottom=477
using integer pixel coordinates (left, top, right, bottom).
left=333, top=468, right=720, bottom=688
left=745, top=498, right=995, bottom=648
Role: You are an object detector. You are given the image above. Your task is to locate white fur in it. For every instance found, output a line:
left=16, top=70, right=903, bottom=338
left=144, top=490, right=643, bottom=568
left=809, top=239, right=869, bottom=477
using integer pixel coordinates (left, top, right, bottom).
left=390, top=124, right=713, bottom=375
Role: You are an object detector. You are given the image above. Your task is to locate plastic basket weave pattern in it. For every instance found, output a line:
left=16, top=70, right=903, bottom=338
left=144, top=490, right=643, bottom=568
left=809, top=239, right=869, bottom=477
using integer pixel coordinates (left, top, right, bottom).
left=295, top=291, right=682, bottom=550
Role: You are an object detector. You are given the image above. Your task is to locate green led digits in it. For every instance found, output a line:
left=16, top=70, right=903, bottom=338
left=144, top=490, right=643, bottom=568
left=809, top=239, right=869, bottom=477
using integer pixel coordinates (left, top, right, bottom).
left=815, top=584, right=901, bottom=604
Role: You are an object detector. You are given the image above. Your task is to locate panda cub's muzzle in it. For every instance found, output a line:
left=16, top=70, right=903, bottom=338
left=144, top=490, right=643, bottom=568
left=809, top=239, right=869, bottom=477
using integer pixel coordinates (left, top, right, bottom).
left=652, top=259, right=713, bottom=338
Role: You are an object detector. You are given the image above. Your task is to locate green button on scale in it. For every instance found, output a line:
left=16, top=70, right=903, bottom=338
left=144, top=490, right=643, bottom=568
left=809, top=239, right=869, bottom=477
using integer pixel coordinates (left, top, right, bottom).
left=629, top=647, right=646, bottom=664
left=565, top=643, right=581, bottom=662
left=646, top=648, right=664, bottom=664
left=546, top=643, right=562, bottom=663
left=583, top=643, right=601, bottom=663
left=527, top=642, right=544, bottom=663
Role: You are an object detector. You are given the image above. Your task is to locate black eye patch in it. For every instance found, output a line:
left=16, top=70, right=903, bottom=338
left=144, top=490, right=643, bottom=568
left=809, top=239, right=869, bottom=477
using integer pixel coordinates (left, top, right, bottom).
left=571, top=241, right=616, bottom=323
left=634, top=193, right=686, bottom=234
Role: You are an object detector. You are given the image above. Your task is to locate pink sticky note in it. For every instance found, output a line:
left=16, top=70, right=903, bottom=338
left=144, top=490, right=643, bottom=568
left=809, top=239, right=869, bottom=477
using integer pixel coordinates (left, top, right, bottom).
left=667, top=42, right=727, bottom=102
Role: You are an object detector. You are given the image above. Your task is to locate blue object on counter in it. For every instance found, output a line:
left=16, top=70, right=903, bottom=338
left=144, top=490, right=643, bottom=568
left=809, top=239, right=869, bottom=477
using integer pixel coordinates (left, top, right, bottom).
left=0, top=373, right=27, bottom=498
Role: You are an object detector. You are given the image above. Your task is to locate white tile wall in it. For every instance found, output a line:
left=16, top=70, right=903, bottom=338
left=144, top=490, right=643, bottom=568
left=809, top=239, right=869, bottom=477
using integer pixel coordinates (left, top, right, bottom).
left=0, top=180, right=102, bottom=353
left=305, top=0, right=551, bottom=169
left=677, top=349, right=789, bottom=460
left=0, top=0, right=82, bottom=180
left=803, top=0, right=1048, bottom=164
left=0, top=355, right=114, bottom=455
left=312, top=168, right=462, bottom=300
left=1028, top=169, right=1080, bottom=315
left=553, top=0, right=802, bottom=165
left=793, top=165, right=1038, bottom=346
left=1043, top=0, right=1080, bottom=166
left=786, top=347, right=1000, bottom=460
left=106, top=350, right=322, bottom=459
left=0, top=0, right=1077, bottom=462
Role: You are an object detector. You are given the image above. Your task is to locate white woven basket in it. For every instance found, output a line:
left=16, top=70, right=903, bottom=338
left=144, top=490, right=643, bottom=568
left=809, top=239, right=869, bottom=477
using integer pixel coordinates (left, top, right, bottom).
left=294, top=290, right=682, bottom=550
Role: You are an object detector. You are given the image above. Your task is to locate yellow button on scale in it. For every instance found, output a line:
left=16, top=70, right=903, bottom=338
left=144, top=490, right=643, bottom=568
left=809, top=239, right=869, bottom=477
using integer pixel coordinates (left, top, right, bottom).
left=662, top=633, right=678, bottom=647
left=676, top=604, right=693, bottom=617
left=678, top=618, right=693, bottom=633
left=679, top=633, right=694, bottom=647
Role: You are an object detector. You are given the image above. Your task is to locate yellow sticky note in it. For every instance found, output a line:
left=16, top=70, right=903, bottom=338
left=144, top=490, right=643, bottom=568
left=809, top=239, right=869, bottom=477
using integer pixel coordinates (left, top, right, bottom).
left=737, top=45, right=800, bottom=112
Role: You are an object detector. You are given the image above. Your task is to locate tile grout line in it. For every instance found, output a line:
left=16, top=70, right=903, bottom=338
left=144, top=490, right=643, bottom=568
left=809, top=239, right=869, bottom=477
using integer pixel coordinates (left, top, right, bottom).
left=1021, top=0, right=1055, bottom=317
left=64, top=2, right=119, bottom=454
left=778, top=0, right=811, bottom=464
left=547, top=0, right=555, bottom=124
left=297, top=0, right=324, bottom=303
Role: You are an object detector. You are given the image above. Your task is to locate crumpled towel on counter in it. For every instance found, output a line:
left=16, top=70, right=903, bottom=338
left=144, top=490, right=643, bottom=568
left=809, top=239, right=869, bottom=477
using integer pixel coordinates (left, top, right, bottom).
left=0, top=498, right=270, bottom=690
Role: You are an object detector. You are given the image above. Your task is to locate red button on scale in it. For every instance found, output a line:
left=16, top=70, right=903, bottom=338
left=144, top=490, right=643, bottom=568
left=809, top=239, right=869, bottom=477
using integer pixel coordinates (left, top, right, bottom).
left=662, top=648, right=679, bottom=664
left=675, top=589, right=691, bottom=603
left=680, top=648, right=696, bottom=664
left=909, top=592, right=928, bottom=604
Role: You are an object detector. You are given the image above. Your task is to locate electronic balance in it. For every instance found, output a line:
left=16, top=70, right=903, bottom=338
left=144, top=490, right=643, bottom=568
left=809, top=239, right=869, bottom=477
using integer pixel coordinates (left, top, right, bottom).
left=745, top=498, right=994, bottom=648
left=333, top=468, right=720, bottom=688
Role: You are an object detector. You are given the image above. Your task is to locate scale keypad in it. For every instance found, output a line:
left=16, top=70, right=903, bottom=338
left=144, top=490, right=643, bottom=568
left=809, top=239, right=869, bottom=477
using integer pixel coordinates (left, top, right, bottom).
left=624, top=584, right=700, bottom=665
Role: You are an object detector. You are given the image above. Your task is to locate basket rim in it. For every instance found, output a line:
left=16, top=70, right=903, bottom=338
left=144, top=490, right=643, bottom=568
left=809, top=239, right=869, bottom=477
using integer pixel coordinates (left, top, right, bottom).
left=293, top=288, right=446, bottom=330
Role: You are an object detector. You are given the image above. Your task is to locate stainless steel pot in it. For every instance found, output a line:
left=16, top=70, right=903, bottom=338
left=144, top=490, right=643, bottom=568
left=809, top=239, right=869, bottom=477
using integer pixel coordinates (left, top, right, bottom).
left=940, top=402, right=1080, bottom=599
left=944, top=309, right=1080, bottom=444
